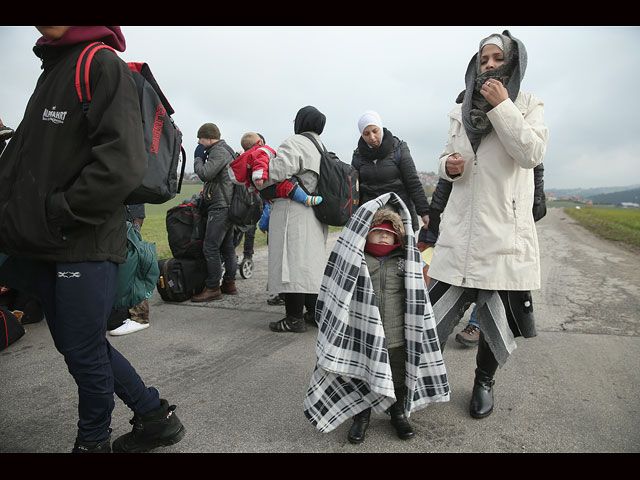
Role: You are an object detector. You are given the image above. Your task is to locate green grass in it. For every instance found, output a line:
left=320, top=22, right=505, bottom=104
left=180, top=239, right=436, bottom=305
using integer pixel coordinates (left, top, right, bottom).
left=564, top=206, right=640, bottom=251
left=139, top=183, right=339, bottom=259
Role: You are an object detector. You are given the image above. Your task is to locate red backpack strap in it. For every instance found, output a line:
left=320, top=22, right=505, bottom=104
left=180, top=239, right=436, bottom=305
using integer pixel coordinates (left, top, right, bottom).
left=75, top=41, right=117, bottom=105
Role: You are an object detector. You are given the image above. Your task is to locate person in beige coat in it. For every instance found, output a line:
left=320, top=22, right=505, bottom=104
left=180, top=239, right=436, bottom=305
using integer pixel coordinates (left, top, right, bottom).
left=261, top=106, right=329, bottom=333
left=427, top=30, right=548, bottom=419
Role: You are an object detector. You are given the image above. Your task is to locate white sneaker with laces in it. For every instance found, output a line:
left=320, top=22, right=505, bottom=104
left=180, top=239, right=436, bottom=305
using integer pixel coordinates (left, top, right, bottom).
left=109, top=319, right=150, bottom=336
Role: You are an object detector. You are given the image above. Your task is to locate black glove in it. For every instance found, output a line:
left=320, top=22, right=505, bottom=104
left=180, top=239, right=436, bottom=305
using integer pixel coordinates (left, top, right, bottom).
left=194, top=144, right=206, bottom=160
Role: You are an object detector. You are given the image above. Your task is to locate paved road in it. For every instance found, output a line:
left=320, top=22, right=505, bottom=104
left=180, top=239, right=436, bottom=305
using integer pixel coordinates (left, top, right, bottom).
left=1, top=208, right=639, bottom=453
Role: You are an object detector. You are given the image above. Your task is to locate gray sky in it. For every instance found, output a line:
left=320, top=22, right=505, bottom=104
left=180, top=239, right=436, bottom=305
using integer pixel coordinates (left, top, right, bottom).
left=2, top=26, right=639, bottom=190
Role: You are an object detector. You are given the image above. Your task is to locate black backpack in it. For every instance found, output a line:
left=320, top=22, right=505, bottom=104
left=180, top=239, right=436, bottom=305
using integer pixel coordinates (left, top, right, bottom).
left=228, top=184, right=264, bottom=227
left=300, top=133, right=359, bottom=227
left=1, top=306, right=24, bottom=351
left=75, top=42, right=186, bottom=205
left=217, top=143, right=264, bottom=227
left=166, top=194, right=207, bottom=259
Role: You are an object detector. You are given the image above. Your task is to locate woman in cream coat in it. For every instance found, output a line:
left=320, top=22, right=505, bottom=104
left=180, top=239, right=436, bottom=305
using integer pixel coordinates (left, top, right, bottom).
left=428, top=30, right=548, bottom=419
left=262, top=106, right=329, bottom=333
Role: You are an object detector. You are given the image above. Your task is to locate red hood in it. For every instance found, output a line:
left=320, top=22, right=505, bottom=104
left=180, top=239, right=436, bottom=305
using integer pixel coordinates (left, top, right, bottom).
left=36, top=26, right=126, bottom=52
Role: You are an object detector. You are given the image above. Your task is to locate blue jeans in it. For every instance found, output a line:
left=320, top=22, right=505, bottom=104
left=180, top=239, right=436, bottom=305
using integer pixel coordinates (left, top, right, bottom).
left=203, top=208, right=237, bottom=288
left=469, top=304, right=479, bottom=327
left=35, top=261, right=160, bottom=443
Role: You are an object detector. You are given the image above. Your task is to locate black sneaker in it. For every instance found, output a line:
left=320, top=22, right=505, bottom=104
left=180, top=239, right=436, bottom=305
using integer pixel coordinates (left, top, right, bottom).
left=303, top=311, right=317, bottom=328
left=267, top=295, right=285, bottom=306
left=112, top=399, right=185, bottom=453
left=72, top=428, right=112, bottom=453
left=269, top=315, right=307, bottom=333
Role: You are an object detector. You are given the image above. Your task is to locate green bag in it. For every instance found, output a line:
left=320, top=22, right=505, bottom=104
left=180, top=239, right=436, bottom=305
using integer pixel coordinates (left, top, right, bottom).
left=113, top=222, right=160, bottom=310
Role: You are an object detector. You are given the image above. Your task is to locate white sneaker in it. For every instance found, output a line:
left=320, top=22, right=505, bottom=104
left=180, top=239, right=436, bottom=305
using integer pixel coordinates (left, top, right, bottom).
left=109, top=319, right=150, bottom=336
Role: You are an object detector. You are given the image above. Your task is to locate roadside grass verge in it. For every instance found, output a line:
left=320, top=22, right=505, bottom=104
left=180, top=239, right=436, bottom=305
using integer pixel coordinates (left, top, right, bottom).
left=564, top=207, right=640, bottom=251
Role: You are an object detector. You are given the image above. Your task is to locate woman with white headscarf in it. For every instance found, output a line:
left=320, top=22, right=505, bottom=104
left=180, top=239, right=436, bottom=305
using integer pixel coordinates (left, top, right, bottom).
left=427, top=30, right=548, bottom=419
left=352, top=111, right=431, bottom=233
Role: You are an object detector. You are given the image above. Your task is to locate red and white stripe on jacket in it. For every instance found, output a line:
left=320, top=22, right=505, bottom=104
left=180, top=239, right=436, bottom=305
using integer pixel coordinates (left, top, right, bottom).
left=227, top=143, right=276, bottom=192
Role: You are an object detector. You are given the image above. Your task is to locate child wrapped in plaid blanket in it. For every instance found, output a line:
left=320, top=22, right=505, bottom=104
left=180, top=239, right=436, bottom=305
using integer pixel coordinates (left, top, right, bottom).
left=303, top=192, right=450, bottom=443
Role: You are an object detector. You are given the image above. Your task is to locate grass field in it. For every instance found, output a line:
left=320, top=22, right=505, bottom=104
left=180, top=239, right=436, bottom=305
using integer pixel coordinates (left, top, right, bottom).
left=564, top=206, right=640, bottom=251
left=140, top=183, right=270, bottom=260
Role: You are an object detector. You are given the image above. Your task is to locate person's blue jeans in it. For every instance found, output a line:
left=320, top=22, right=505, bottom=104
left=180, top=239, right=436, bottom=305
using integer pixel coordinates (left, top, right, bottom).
left=34, top=261, right=160, bottom=443
left=469, top=304, right=479, bottom=327
left=203, top=208, right=237, bottom=288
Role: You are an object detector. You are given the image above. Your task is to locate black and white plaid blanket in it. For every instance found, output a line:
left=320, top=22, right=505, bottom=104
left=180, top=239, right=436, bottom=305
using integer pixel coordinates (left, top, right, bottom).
left=303, top=193, right=450, bottom=433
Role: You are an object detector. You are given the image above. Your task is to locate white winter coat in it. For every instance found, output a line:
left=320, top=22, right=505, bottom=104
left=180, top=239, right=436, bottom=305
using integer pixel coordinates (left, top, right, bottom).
left=428, top=92, right=548, bottom=291
left=262, top=132, right=329, bottom=294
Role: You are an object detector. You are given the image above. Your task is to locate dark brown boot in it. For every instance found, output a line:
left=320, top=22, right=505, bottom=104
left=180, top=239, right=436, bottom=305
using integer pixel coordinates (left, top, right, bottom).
left=190, top=286, right=222, bottom=302
left=221, top=280, right=238, bottom=295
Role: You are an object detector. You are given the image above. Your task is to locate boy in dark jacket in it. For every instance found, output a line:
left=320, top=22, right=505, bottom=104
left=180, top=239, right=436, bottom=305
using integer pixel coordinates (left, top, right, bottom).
left=0, top=26, right=184, bottom=453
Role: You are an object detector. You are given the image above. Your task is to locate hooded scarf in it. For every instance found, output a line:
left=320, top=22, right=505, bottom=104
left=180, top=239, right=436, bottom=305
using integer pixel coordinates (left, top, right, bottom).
left=35, top=26, right=126, bottom=52
left=294, top=105, right=326, bottom=135
left=303, top=192, right=450, bottom=433
left=458, top=30, right=528, bottom=152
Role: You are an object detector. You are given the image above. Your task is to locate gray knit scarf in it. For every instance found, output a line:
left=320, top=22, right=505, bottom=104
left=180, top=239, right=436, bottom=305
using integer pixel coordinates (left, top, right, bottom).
left=458, top=30, right=528, bottom=152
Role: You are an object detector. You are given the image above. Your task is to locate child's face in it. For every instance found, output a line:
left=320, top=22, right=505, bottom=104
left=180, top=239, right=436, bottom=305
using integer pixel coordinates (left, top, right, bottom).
left=367, top=229, right=397, bottom=245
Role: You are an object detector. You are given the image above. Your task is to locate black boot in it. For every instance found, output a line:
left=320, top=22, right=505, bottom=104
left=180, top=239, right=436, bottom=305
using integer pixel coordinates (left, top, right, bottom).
left=389, top=390, right=414, bottom=440
left=112, top=399, right=185, bottom=453
left=470, top=333, right=499, bottom=419
left=72, top=429, right=112, bottom=453
left=347, top=408, right=371, bottom=444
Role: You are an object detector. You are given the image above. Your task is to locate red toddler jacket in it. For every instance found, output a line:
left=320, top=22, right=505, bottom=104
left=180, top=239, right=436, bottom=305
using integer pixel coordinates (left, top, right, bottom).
left=227, top=143, right=276, bottom=192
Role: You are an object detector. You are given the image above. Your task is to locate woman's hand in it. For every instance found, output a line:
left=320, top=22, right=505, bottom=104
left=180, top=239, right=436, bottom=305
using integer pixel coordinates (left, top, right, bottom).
left=480, top=79, right=509, bottom=107
left=421, top=215, right=430, bottom=230
left=445, top=153, right=466, bottom=177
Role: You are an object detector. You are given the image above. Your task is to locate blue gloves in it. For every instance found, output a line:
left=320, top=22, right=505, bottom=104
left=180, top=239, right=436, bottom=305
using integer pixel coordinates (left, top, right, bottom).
left=194, top=144, right=206, bottom=160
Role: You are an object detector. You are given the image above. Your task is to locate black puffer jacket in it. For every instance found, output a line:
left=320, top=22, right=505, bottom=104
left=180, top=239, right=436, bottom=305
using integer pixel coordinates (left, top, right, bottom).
left=352, top=129, right=430, bottom=231
left=0, top=41, right=147, bottom=264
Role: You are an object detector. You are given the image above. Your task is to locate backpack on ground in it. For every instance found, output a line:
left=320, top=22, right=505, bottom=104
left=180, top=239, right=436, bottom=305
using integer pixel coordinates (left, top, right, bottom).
left=75, top=42, right=186, bottom=205
left=156, top=257, right=207, bottom=302
left=1, top=306, right=25, bottom=351
left=166, top=194, right=207, bottom=259
left=228, top=184, right=264, bottom=227
left=113, top=222, right=160, bottom=310
left=300, top=133, right=359, bottom=227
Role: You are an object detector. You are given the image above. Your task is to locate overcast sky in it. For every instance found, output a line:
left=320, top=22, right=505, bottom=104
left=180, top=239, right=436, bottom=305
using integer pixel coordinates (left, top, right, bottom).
left=2, top=26, right=639, bottom=190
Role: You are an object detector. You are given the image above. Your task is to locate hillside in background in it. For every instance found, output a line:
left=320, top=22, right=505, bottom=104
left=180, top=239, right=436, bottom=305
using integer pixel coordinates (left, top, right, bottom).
left=587, top=187, right=640, bottom=205
left=547, top=184, right=639, bottom=199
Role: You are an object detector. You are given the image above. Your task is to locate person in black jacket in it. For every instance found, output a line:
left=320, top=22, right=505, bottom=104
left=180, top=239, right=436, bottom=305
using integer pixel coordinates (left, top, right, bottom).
left=0, top=26, right=184, bottom=453
left=352, top=110, right=430, bottom=233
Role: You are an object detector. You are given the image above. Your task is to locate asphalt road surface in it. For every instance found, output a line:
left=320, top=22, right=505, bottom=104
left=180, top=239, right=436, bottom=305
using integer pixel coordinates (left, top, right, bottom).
left=1, top=208, right=638, bottom=453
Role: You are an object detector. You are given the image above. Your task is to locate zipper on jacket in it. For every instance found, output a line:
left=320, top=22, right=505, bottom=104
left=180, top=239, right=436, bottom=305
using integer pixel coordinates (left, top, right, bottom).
left=461, top=154, right=478, bottom=287
left=512, top=198, right=518, bottom=254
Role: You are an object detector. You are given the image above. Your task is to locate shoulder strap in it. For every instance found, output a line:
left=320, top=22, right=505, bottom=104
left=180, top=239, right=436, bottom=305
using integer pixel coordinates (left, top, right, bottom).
left=75, top=42, right=117, bottom=112
left=300, top=132, right=325, bottom=155
left=219, top=142, right=238, bottom=160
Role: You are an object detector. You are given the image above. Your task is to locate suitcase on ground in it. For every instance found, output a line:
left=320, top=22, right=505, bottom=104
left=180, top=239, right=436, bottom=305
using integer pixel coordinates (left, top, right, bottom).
left=156, top=258, right=207, bottom=302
